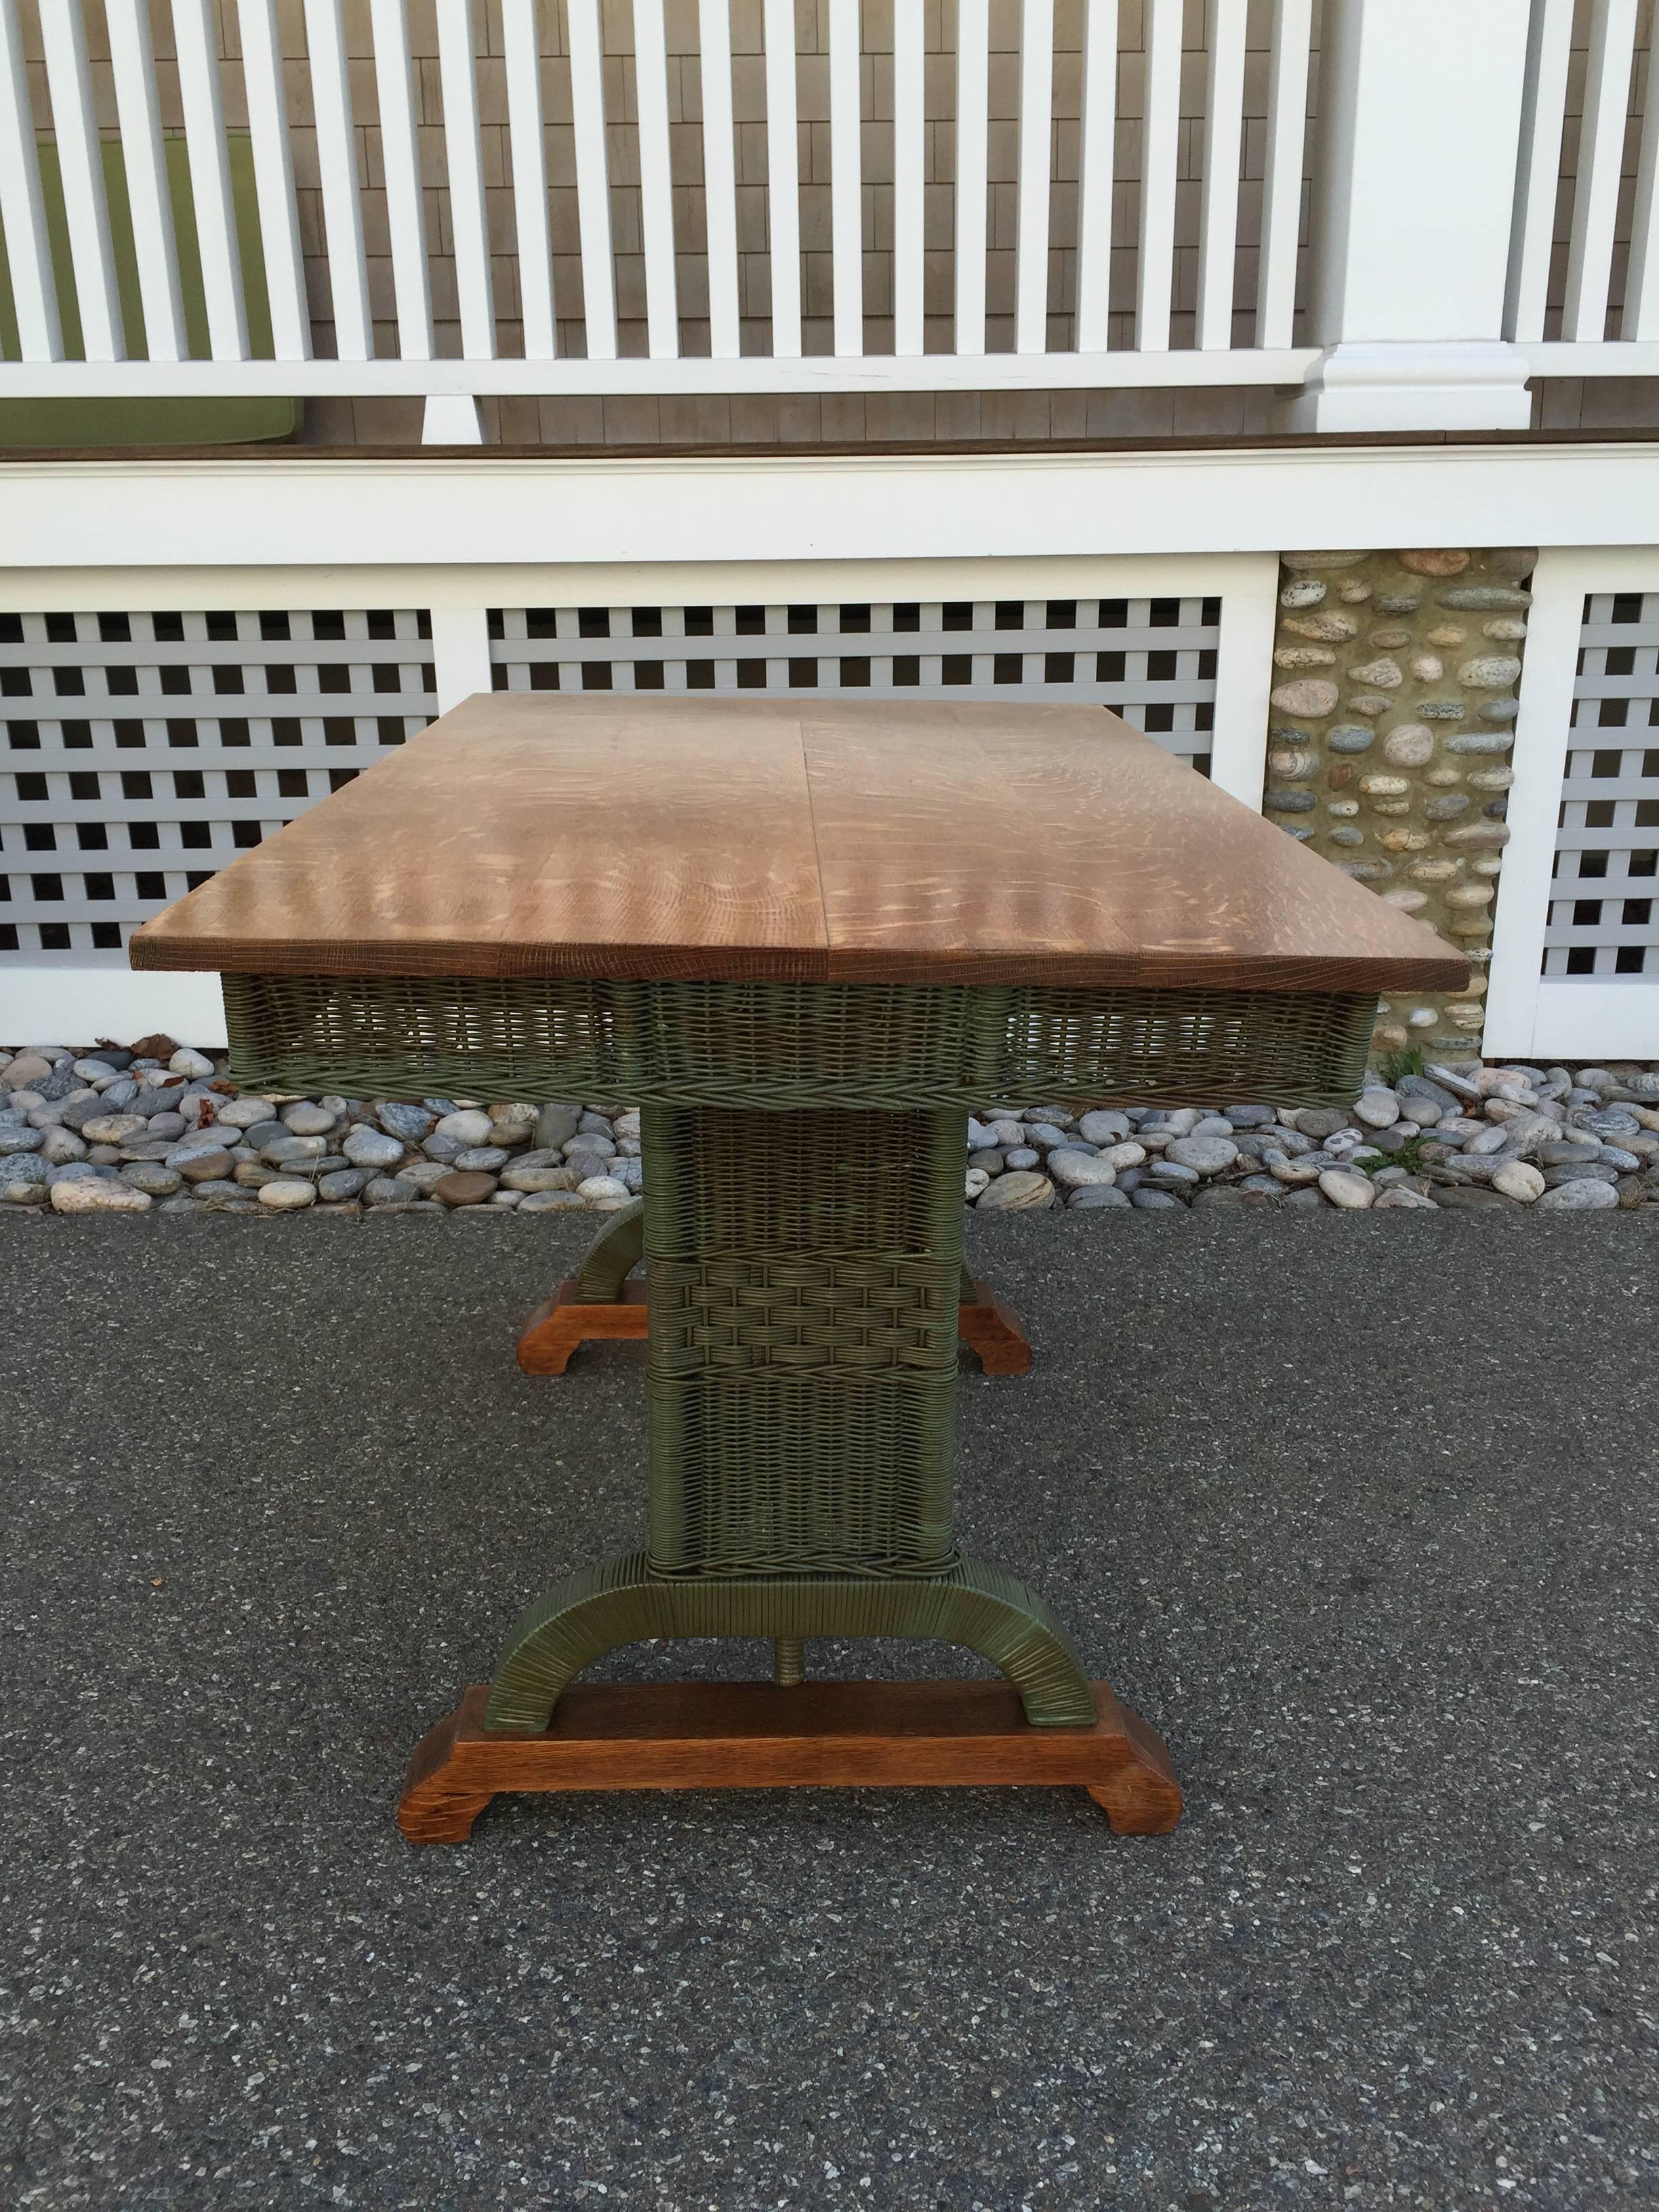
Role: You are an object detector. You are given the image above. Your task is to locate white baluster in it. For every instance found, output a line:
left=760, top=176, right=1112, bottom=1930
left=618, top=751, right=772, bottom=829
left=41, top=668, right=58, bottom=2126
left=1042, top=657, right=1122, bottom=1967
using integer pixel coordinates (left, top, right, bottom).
left=237, top=0, right=310, bottom=361
left=39, top=0, right=124, bottom=359
left=106, top=0, right=187, bottom=362
left=762, top=0, right=801, bottom=357
left=699, top=0, right=740, bottom=359
left=829, top=0, right=862, bottom=356
left=1074, top=0, right=1118, bottom=354
left=1256, top=0, right=1310, bottom=349
left=1015, top=0, right=1053, bottom=354
left=370, top=0, right=434, bottom=360
left=1134, top=0, right=1180, bottom=352
left=955, top=0, right=989, bottom=354
left=173, top=0, right=249, bottom=359
left=566, top=0, right=617, bottom=360
left=1193, top=0, right=1244, bottom=351
left=304, top=0, right=373, bottom=360
left=1561, top=0, right=1637, bottom=345
left=437, top=0, right=496, bottom=359
left=1623, top=37, right=1659, bottom=341
left=632, top=0, right=679, bottom=358
left=0, top=0, right=60, bottom=361
left=502, top=0, right=556, bottom=359
left=1504, top=0, right=1572, bottom=344
left=891, top=0, right=924, bottom=357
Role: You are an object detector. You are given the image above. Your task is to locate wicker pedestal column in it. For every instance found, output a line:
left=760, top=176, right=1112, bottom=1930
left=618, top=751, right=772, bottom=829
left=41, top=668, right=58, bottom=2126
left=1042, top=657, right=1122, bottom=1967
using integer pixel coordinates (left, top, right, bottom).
left=483, top=1103, right=1097, bottom=1737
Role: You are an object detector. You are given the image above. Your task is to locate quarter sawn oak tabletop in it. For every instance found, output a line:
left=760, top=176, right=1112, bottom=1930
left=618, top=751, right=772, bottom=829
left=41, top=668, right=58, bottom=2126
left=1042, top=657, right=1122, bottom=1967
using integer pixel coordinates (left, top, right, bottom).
left=129, top=695, right=1469, bottom=994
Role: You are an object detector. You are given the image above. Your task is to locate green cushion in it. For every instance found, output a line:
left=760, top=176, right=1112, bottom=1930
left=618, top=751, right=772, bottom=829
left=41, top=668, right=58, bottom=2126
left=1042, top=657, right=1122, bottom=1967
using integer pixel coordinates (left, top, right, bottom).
left=0, top=134, right=298, bottom=447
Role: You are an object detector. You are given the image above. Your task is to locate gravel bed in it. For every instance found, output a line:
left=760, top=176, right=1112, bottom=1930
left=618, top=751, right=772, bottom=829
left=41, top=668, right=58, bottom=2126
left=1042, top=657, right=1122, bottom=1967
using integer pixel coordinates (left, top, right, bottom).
left=966, top=1059, right=1659, bottom=1216
left=3, top=1034, right=1657, bottom=1218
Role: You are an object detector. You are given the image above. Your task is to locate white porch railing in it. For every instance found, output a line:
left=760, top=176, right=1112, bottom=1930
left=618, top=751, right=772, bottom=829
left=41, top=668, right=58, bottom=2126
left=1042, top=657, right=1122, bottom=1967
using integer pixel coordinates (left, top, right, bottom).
left=1507, top=0, right=1659, bottom=372
left=0, top=1, right=1656, bottom=435
left=5, top=0, right=1317, bottom=428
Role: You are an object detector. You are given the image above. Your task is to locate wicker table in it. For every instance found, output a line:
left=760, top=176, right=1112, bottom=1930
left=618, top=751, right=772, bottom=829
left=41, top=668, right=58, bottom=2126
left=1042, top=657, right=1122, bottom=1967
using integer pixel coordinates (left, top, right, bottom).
left=131, top=696, right=1465, bottom=1843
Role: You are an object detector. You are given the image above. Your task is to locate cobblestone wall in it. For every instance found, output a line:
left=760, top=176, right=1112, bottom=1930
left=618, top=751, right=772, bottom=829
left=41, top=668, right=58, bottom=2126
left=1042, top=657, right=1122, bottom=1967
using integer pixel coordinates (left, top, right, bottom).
left=1263, top=548, right=1536, bottom=1061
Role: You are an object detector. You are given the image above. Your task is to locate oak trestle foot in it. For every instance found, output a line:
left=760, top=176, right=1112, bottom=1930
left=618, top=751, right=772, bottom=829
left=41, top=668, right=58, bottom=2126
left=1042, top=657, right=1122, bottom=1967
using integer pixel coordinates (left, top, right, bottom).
left=398, top=1679, right=1183, bottom=1843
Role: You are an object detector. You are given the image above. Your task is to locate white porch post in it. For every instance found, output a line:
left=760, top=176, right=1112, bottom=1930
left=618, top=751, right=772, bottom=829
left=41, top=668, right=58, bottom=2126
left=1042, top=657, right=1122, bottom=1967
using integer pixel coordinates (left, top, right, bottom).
left=1280, top=0, right=1533, bottom=434
left=427, top=606, right=495, bottom=712
left=422, top=395, right=488, bottom=445
left=1481, top=548, right=1583, bottom=1059
left=1207, top=560, right=1280, bottom=811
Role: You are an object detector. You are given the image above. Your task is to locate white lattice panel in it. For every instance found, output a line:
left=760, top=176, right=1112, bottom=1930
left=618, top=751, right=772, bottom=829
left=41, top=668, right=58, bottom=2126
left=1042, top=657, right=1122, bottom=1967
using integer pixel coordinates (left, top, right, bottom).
left=487, top=596, right=1221, bottom=769
left=1, top=610, right=436, bottom=965
left=1545, top=593, right=1659, bottom=980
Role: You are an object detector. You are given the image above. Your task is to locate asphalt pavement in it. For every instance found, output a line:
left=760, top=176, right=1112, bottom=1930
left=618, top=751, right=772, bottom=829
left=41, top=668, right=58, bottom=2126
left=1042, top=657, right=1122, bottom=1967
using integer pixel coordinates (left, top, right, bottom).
left=1, top=1209, right=1656, bottom=2211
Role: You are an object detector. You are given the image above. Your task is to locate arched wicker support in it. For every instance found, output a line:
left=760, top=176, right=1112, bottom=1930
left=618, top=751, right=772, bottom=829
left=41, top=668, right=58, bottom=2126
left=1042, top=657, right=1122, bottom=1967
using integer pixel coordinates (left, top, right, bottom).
left=483, top=1549, right=1099, bottom=1734
left=575, top=1200, right=644, bottom=1301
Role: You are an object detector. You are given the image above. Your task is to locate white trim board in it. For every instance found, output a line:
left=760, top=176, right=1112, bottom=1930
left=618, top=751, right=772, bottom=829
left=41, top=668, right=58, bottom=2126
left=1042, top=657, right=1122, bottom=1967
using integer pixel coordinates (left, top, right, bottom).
left=1, top=970, right=228, bottom=1050
left=4, top=444, right=1659, bottom=575
left=0, top=550, right=1275, bottom=610
left=1486, top=545, right=1659, bottom=1063
left=1210, top=578, right=1278, bottom=809
left=1483, top=546, right=1584, bottom=1057
left=0, top=351, right=1320, bottom=398
left=3, top=342, right=1656, bottom=395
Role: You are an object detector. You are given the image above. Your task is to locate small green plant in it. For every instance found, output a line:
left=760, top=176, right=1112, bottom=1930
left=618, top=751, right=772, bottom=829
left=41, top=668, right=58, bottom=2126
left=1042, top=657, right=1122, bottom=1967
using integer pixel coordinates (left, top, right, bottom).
left=1378, top=1044, right=1426, bottom=1088
left=1357, top=1134, right=1433, bottom=1178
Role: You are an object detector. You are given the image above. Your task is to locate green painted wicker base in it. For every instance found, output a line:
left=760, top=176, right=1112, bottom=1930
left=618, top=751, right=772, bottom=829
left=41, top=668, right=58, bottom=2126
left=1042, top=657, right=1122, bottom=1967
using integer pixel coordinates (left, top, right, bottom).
left=217, top=970, right=1352, bottom=1739
left=226, top=966, right=1370, bottom=1721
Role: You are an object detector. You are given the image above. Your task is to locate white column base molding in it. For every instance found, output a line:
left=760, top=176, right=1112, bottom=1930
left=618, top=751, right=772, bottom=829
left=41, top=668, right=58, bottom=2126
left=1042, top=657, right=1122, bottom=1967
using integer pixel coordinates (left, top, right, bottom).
left=1523, top=982, right=1659, bottom=1061
left=1275, top=343, right=1534, bottom=434
left=422, top=394, right=487, bottom=445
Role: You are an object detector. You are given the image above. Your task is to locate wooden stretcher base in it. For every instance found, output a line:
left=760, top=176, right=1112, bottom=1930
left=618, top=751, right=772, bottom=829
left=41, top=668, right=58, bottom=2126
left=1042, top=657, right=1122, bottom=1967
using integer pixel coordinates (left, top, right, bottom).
left=516, top=1277, right=1034, bottom=1377
left=398, top=1678, right=1182, bottom=1843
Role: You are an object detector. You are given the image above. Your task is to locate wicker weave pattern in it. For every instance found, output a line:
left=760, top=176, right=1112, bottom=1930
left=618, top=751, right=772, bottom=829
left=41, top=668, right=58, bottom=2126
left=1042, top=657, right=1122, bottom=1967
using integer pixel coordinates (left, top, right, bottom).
left=644, top=1101, right=964, bottom=1248
left=643, top=1373, right=960, bottom=1578
left=220, top=972, right=1379, bottom=1112
left=643, top=1103, right=963, bottom=1580
left=651, top=1256, right=958, bottom=1373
